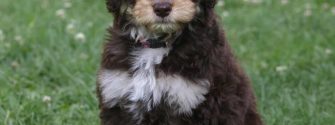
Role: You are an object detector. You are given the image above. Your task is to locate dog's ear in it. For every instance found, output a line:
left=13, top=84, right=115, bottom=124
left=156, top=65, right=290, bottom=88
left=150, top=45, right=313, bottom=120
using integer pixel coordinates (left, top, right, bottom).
left=106, top=0, right=122, bottom=13
left=209, top=0, right=218, bottom=8
left=202, top=0, right=218, bottom=8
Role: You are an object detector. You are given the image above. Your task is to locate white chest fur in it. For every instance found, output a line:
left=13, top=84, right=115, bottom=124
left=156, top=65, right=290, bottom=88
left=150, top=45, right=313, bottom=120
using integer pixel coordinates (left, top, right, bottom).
left=99, top=48, right=209, bottom=114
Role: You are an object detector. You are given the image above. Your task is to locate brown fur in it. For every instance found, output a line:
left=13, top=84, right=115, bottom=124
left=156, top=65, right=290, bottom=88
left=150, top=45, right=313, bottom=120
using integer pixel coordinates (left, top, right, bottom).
left=97, top=0, right=263, bottom=124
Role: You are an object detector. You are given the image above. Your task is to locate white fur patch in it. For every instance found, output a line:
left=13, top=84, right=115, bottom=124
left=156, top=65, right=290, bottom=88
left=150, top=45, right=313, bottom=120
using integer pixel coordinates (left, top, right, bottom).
left=99, top=48, right=209, bottom=114
left=129, top=48, right=170, bottom=105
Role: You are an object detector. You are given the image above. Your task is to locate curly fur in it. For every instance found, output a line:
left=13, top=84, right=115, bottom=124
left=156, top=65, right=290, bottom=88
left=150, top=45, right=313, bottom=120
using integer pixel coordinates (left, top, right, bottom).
left=97, top=0, right=263, bottom=125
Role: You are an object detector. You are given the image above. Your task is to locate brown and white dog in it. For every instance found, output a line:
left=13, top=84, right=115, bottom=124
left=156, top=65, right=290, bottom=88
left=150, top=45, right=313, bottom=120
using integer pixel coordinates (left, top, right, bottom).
left=97, top=0, right=263, bottom=125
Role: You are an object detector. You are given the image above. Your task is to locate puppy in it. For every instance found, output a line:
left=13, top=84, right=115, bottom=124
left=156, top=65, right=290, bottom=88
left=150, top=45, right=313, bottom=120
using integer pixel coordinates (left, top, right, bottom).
left=97, top=0, right=263, bottom=125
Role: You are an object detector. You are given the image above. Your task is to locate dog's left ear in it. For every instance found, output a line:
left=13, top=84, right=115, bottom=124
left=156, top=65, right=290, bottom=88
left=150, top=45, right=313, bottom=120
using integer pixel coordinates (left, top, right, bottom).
left=106, top=0, right=121, bottom=13
left=208, top=0, right=218, bottom=8
left=202, top=0, right=218, bottom=8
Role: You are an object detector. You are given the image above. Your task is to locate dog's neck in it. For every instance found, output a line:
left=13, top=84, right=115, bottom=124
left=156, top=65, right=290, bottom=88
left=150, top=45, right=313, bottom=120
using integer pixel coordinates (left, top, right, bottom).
left=129, top=26, right=182, bottom=48
left=134, top=36, right=168, bottom=48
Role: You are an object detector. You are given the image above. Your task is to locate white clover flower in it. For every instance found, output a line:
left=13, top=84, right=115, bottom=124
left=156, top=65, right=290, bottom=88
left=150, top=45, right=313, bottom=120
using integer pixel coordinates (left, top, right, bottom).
left=56, top=9, right=66, bottom=19
left=276, top=65, right=288, bottom=72
left=222, top=11, right=230, bottom=17
left=322, top=3, right=330, bottom=10
left=250, top=0, right=262, bottom=4
left=331, top=7, right=335, bottom=15
left=243, top=0, right=262, bottom=5
left=75, top=32, right=86, bottom=42
left=14, top=35, right=24, bottom=45
left=66, top=23, right=76, bottom=33
left=109, top=23, right=114, bottom=27
left=14, top=35, right=23, bottom=42
left=43, top=96, right=52, bottom=103
left=11, top=61, right=20, bottom=68
left=64, top=1, right=72, bottom=8
left=325, top=48, right=332, bottom=55
left=281, top=0, right=288, bottom=5
left=0, top=29, right=4, bottom=41
left=304, top=9, right=312, bottom=17
left=217, top=1, right=224, bottom=7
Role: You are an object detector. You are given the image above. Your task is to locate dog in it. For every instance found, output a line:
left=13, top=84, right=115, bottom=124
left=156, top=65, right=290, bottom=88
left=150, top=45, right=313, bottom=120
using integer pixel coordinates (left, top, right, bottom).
left=97, top=0, right=263, bottom=125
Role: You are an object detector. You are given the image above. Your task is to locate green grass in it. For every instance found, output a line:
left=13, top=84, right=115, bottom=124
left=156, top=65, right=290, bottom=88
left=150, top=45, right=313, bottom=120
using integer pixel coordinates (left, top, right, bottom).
left=0, top=0, right=334, bottom=125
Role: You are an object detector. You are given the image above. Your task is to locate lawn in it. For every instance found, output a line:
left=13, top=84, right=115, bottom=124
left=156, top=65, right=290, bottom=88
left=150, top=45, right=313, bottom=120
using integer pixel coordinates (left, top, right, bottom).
left=0, top=0, right=334, bottom=125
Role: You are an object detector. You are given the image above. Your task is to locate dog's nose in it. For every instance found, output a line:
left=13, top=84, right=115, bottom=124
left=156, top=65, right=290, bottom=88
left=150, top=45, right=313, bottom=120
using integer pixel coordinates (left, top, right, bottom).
left=153, top=2, right=172, bottom=18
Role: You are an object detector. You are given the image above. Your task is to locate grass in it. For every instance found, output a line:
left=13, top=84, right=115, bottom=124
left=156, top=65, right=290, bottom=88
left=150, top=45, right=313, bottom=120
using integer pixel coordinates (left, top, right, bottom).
left=0, top=0, right=334, bottom=125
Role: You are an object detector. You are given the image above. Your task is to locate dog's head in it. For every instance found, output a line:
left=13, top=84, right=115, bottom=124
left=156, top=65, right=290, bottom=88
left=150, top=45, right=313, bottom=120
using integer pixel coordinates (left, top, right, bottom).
left=106, top=0, right=217, bottom=33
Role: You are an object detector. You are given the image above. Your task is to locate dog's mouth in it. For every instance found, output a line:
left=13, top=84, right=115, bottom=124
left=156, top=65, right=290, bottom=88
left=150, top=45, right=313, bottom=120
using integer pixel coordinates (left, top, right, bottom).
left=156, top=18, right=171, bottom=23
left=147, top=22, right=181, bottom=33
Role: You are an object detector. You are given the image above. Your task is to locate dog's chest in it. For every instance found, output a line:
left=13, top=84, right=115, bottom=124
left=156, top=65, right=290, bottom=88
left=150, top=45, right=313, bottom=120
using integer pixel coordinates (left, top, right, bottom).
left=99, top=48, right=209, bottom=115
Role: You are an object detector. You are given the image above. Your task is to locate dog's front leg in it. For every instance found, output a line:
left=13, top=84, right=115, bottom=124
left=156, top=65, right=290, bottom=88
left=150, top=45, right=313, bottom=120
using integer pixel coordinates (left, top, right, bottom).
left=100, top=107, right=135, bottom=125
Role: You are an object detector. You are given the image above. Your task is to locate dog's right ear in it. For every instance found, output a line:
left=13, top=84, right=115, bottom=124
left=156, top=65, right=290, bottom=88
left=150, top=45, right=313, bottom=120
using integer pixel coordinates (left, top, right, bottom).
left=106, top=0, right=121, bottom=13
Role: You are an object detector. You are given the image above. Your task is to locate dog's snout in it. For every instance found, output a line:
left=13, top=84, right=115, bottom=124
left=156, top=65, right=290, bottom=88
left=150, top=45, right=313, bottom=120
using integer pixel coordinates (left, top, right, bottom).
left=153, top=2, right=172, bottom=18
